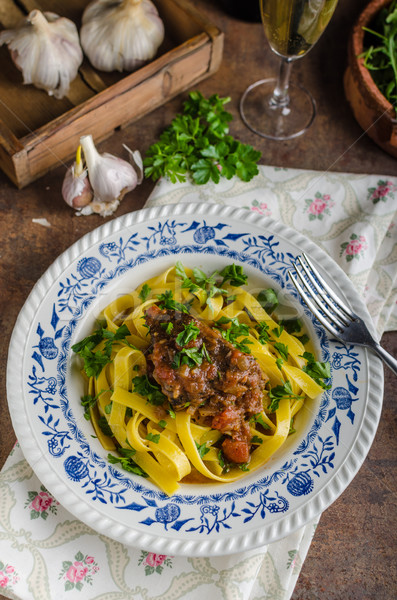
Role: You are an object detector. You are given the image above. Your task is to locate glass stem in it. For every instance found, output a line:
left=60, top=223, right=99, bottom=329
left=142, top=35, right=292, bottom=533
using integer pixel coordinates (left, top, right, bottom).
left=269, top=58, right=293, bottom=109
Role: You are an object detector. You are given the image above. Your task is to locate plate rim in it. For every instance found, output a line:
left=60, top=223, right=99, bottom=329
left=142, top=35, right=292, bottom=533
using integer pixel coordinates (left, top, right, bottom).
left=6, top=202, right=384, bottom=556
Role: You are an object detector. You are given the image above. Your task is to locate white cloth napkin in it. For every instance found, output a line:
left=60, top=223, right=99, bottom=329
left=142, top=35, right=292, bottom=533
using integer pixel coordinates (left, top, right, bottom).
left=0, top=165, right=396, bottom=600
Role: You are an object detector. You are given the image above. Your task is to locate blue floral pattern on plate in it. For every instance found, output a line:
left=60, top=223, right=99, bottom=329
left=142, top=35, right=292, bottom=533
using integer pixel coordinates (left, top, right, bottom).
left=9, top=204, right=382, bottom=555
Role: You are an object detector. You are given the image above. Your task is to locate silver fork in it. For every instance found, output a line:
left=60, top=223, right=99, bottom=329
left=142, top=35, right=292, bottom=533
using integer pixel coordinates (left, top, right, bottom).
left=288, top=253, right=397, bottom=376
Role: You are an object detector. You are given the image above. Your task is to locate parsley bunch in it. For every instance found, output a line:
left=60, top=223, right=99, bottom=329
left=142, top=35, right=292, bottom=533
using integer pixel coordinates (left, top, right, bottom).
left=144, top=91, right=262, bottom=184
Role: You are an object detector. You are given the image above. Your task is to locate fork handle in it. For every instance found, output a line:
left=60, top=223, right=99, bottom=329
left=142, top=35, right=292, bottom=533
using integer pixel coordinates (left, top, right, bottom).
left=373, top=343, right=397, bottom=376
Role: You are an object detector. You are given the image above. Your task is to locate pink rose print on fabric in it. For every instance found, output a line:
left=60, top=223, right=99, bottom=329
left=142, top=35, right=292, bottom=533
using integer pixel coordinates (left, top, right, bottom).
left=138, top=551, right=173, bottom=576
left=0, top=562, right=19, bottom=591
left=304, top=192, right=334, bottom=221
left=58, top=552, right=99, bottom=592
left=24, top=485, right=59, bottom=520
left=246, top=199, right=272, bottom=217
left=340, top=234, right=368, bottom=262
left=367, top=179, right=396, bottom=204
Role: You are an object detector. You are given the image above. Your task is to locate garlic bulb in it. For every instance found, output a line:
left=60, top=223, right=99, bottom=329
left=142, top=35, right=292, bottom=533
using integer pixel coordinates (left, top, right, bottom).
left=0, top=10, right=83, bottom=99
left=80, top=0, right=164, bottom=72
left=62, top=145, right=93, bottom=210
left=76, top=134, right=143, bottom=217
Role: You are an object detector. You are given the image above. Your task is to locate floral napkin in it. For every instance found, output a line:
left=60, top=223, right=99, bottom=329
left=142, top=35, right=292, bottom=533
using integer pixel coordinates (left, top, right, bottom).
left=0, top=165, right=396, bottom=600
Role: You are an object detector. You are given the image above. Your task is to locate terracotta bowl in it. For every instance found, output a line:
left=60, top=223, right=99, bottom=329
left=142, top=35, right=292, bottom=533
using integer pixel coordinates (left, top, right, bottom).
left=344, top=0, right=397, bottom=157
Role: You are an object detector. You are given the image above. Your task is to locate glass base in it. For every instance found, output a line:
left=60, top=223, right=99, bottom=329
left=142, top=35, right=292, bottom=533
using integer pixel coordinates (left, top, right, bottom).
left=240, top=79, right=317, bottom=141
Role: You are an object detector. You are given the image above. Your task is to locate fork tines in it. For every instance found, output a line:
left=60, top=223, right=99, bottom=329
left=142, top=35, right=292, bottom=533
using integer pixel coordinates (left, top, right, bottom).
left=288, top=253, right=356, bottom=338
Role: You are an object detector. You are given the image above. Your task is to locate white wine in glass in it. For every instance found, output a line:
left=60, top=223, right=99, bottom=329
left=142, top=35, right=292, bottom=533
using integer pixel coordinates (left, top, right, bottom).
left=240, top=0, right=339, bottom=140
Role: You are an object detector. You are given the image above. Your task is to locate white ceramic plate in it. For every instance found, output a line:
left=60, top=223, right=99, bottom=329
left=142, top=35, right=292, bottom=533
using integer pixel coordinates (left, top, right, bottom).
left=7, top=203, right=383, bottom=556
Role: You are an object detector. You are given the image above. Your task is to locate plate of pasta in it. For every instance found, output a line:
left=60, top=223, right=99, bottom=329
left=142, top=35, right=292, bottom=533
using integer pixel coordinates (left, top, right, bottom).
left=7, top=202, right=383, bottom=556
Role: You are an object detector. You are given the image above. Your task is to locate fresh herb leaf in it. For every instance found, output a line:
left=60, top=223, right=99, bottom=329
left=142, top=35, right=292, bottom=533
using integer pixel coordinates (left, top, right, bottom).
left=146, top=432, right=160, bottom=444
left=139, top=283, right=151, bottom=302
left=268, top=382, right=304, bottom=412
left=98, top=416, right=113, bottom=437
left=132, top=375, right=167, bottom=405
left=158, top=419, right=167, bottom=428
left=301, top=352, right=331, bottom=389
left=250, top=435, right=263, bottom=444
left=297, top=333, right=310, bottom=346
left=250, top=413, right=271, bottom=429
left=257, top=289, right=279, bottom=313
left=214, top=316, right=252, bottom=353
left=255, top=321, right=270, bottom=343
left=72, top=324, right=134, bottom=378
left=144, top=91, right=261, bottom=185
left=156, top=290, right=190, bottom=314
left=273, top=342, right=289, bottom=361
left=175, top=322, right=200, bottom=347
left=280, top=318, right=302, bottom=334
left=107, top=450, right=148, bottom=477
left=160, top=322, right=174, bottom=334
left=272, top=325, right=284, bottom=338
left=195, top=441, right=210, bottom=458
left=360, top=1, right=397, bottom=108
left=219, top=264, right=248, bottom=287
left=172, top=347, right=205, bottom=369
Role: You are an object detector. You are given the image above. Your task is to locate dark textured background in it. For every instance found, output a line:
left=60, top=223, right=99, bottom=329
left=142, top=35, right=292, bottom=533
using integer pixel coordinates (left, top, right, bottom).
left=0, top=1, right=396, bottom=598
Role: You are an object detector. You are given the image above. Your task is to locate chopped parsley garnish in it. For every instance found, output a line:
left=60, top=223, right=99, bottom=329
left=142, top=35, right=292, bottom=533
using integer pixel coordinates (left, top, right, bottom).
left=280, top=318, right=302, bottom=334
left=132, top=375, right=167, bottom=405
left=276, top=358, right=284, bottom=370
left=219, top=264, right=248, bottom=287
left=250, top=435, right=263, bottom=444
left=72, top=324, right=134, bottom=378
left=156, top=290, right=190, bottom=314
left=268, top=382, right=304, bottom=412
left=195, top=441, right=210, bottom=458
left=146, top=432, right=160, bottom=444
left=272, top=325, right=284, bottom=338
left=98, top=416, right=113, bottom=437
left=160, top=322, right=174, bottom=334
left=172, top=346, right=209, bottom=369
left=104, top=402, right=112, bottom=414
left=297, top=333, right=310, bottom=346
left=250, top=413, right=271, bottom=429
left=175, top=321, right=200, bottom=347
left=107, top=448, right=148, bottom=477
left=256, top=321, right=270, bottom=343
left=257, top=289, right=279, bottom=313
left=80, top=392, right=100, bottom=420
left=301, top=352, right=331, bottom=389
left=273, top=342, right=289, bottom=361
left=175, top=261, right=248, bottom=306
left=139, top=283, right=151, bottom=302
left=214, top=316, right=252, bottom=353
left=158, top=419, right=167, bottom=429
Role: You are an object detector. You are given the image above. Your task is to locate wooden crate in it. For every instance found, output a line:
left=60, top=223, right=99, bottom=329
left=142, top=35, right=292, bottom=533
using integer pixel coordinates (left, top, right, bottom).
left=0, top=0, right=224, bottom=188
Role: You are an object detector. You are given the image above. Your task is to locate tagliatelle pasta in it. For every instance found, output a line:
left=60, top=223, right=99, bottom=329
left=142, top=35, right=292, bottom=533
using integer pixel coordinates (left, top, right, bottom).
left=73, top=262, right=330, bottom=496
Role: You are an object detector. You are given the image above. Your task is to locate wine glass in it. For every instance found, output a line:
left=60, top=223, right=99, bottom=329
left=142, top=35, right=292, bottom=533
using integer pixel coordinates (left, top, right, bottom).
left=240, top=0, right=339, bottom=140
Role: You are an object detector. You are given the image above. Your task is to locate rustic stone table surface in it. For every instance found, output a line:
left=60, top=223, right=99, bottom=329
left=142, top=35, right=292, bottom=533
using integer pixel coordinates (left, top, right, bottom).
left=0, top=1, right=396, bottom=599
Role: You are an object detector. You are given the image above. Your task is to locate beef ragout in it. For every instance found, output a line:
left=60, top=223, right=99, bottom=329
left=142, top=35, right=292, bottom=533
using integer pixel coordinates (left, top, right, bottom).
left=145, top=304, right=268, bottom=466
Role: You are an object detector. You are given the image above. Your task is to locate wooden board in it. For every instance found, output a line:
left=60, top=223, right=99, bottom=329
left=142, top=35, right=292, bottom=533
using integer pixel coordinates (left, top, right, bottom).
left=0, top=0, right=224, bottom=187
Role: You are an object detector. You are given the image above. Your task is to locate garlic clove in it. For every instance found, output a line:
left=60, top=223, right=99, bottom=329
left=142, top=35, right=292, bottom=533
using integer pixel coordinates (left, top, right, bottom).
left=62, top=145, right=94, bottom=210
left=123, top=144, right=144, bottom=185
left=80, top=0, right=164, bottom=72
left=0, top=10, right=83, bottom=99
left=79, top=134, right=142, bottom=215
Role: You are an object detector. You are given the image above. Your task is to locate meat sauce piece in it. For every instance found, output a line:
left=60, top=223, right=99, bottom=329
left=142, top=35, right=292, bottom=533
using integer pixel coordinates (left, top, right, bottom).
left=145, top=305, right=268, bottom=465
